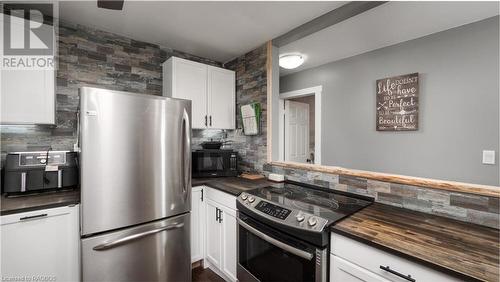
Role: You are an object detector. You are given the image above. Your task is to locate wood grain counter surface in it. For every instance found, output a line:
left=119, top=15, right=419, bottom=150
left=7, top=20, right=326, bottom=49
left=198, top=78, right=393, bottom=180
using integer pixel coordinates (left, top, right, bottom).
left=332, top=203, right=499, bottom=282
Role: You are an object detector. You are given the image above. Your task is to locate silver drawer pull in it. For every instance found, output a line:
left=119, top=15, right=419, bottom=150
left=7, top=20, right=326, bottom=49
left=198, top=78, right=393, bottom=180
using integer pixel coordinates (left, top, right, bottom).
left=20, top=213, right=48, bottom=221
left=237, top=218, right=314, bottom=260
left=380, top=265, right=416, bottom=282
left=93, top=222, right=184, bottom=251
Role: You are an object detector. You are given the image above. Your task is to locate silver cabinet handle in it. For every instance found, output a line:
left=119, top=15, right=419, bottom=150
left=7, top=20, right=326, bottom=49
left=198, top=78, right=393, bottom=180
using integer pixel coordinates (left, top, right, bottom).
left=237, top=218, right=313, bottom=260
left=380, top=266, right=416, bottom=282
left=93, top=222, right=184, bottom=251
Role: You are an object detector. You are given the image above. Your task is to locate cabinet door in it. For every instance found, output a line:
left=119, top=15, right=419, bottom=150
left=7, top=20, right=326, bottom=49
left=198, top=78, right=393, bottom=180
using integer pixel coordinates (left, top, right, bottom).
left=191, top=187, right=204, bottom=263
left=331, top=255, right=390, bottom=282
left=173, top=58, right=208, bottom=129
left=220, top=206, right=238, bottom=282
left=0, top=205, right=80, bottom=281
left=205, top=200, right=222, bottom=268
left=0, top=15, right=55, bottom=125
left=208, top=66, right=235, bottom=129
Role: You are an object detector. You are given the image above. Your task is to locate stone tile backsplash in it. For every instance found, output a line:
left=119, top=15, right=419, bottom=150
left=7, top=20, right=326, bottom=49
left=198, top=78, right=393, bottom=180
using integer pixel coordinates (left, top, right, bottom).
left=0, top=19, right=221, bottom=161
left=263, top=163, right=500, bottom=229
left=1, top=19, right=269, bottom=176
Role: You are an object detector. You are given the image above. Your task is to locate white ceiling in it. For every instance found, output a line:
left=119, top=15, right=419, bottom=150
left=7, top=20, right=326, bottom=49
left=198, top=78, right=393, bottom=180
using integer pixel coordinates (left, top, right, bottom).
left=279, top=1, right=500, bottom=76
left=58, top=1, right=346, bottom=63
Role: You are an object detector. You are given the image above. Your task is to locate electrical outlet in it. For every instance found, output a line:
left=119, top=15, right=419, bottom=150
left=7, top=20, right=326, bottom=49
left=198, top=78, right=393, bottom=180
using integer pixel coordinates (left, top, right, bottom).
left=482, top=150, right=495, bottom=165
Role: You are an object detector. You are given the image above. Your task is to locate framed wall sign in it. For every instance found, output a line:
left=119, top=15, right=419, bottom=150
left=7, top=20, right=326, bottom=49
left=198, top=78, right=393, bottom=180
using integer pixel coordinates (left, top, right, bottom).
left=376, top=73, right=419, bottom=131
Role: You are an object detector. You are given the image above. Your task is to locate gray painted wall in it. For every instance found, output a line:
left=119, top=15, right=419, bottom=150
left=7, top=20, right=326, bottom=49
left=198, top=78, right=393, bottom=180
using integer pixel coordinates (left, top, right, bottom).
left=280, top=16, right=499, bottom=186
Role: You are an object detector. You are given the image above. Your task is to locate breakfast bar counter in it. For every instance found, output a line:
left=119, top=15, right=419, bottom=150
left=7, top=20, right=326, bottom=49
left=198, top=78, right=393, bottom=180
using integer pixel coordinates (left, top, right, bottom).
left=332, top=203, right=500, bottom=282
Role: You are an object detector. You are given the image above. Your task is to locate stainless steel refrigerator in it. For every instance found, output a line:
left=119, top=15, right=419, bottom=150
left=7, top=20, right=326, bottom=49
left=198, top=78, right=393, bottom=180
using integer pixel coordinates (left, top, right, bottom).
left=79, top=87, right=192, bottom=282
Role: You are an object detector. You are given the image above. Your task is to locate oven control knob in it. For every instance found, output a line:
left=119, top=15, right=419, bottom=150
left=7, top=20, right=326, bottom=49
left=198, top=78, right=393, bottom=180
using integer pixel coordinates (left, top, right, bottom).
left=248, top=196, right=255, bottom=203
left=241, top=194, right=248, bottom=201
left=40, top=158, right=47, bottom=164
left=307, top=217, right=317, bottom=227
left=296, top=214, right=305, bottom=222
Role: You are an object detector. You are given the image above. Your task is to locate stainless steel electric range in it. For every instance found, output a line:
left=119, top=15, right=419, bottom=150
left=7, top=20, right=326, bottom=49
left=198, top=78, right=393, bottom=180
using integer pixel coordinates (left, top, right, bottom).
left=236, top=181, right=373, bottom=282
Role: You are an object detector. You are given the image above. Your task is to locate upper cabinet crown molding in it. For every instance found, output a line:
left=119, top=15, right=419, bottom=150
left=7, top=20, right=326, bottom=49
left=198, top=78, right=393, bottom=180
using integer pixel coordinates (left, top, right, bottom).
left=0, top=15, right=56, bottom=125
left=163, top=57, right=235, bottom=130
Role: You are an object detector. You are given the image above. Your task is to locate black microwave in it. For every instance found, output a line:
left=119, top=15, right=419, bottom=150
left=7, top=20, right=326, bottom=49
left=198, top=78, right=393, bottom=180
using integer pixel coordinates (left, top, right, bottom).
left=192, top=149, right=238, bottom=178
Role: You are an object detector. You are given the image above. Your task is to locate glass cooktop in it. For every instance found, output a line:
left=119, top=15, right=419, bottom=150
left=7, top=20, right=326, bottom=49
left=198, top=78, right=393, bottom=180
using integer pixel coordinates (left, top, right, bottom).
left=246, top=182, right=373, bottom=223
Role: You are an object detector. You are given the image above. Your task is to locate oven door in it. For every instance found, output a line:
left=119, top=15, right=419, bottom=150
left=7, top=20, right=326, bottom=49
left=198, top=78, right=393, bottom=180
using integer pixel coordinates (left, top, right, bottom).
left=237, top=213, right=327, bottom=282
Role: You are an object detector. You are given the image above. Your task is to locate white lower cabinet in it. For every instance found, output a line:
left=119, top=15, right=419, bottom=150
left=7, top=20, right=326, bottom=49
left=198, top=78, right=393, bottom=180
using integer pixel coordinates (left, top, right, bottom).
left=330, top=233, right=461, bottom=282
left=191, top=186, right=205, bottom=263
left=0, top=205, right=80, bottom=281
left=220, top=205, right=237, bottom=281
left=203, top=187, right=238, bottom=282
left=205, top=199, right=223, bottom=267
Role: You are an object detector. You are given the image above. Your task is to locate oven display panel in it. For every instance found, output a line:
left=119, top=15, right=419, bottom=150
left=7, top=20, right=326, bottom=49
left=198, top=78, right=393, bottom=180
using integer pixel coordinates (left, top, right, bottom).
left=255, top=201, right=291, bottom=220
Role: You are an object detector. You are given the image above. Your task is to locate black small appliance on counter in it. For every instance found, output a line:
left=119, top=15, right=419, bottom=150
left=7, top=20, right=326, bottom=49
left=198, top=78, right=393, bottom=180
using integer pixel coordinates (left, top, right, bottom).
left=2, top=151, right=79, bottom=195
left=192, top=149, right=238, bottom=178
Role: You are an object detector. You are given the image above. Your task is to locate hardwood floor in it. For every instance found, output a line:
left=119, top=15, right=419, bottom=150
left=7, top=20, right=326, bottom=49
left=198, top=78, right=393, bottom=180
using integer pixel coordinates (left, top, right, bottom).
left=192, top=267, right=225, bottom=282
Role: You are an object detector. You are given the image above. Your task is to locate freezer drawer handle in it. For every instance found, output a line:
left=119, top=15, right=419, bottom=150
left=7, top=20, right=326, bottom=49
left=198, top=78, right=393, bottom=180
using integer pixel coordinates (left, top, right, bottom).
left=237, top=218, right=313, bottom=260
left=92, top=222, right=185, bottom=251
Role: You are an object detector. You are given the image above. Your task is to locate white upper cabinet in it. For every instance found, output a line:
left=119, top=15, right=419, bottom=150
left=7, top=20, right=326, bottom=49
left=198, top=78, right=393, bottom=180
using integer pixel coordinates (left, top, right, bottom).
left=163, top=57, right=208, bottom=128
left=208, top=67, right=235, bottom=129
left=0, top=15, right=56, bottom=125
left=163, top=57, right=235, bottom=129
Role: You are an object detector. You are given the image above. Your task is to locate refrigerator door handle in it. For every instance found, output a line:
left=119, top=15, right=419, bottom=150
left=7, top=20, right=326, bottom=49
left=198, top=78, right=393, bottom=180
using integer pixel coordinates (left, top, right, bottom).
left=182, top=109, right=191, bottom=200
left=92, top=222, right=185, bottom=251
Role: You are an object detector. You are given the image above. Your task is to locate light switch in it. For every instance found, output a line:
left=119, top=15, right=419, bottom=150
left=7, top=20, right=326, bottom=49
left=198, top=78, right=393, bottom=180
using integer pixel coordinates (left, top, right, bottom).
left=482, top=150, right=496, bottom=165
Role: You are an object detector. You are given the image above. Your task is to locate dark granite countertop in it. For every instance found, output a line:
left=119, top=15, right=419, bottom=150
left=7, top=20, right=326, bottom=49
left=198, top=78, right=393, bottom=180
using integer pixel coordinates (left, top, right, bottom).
left=0, top=177, right=272, bottom=216
left=1, top=189, right=80, bottom=216
left=192, top=177, right=274, bottom=196
left=332, top=203, right=499, bottom=282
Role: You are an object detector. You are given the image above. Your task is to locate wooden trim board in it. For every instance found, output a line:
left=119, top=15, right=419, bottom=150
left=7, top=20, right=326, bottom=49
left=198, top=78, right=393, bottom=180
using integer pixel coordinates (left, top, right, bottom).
left=266, top=41, right=273, bottom=163
left=270, top=161, right=500, bottom=198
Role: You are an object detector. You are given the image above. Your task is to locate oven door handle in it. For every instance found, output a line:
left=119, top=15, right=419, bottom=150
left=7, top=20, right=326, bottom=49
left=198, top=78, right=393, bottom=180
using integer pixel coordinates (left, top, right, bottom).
left=237, top=218, right=314, bottom=261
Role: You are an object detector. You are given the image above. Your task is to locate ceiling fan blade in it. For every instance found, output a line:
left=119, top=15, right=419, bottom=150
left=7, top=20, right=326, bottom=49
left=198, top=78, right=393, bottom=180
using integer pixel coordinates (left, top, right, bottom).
left=97, top=0, right=124, bottom=10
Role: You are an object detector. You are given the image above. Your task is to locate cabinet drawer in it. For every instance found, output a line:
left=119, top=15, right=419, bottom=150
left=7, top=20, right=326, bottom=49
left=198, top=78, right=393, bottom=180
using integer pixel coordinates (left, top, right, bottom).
left=331, top=233, right=461, bottom=282
left=205, top=187, right=237, bottom=210
left=331, top=255, right=390, bottom=282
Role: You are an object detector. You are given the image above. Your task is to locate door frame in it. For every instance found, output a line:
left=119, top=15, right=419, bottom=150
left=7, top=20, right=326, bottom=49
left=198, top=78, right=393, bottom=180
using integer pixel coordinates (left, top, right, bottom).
left=279, top=85, right=322, bottom=165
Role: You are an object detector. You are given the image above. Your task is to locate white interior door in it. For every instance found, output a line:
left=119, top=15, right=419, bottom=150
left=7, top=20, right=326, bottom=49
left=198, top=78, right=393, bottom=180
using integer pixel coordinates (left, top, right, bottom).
left=284, top=100, right=310, bottom=163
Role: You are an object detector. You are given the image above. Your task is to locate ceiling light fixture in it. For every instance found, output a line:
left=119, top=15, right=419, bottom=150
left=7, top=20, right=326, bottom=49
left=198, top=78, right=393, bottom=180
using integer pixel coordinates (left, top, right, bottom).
left=279, top=54, right=304, bottom=69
